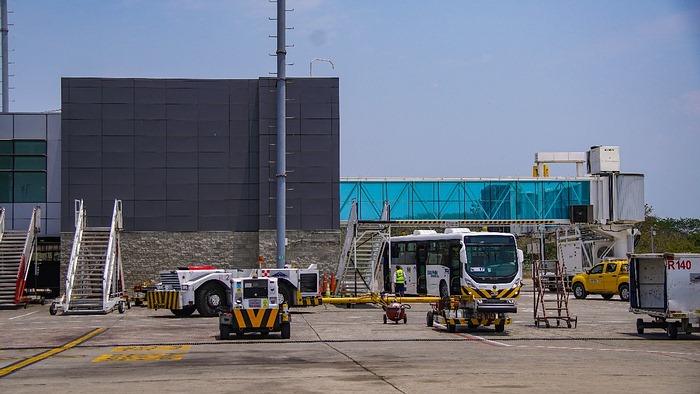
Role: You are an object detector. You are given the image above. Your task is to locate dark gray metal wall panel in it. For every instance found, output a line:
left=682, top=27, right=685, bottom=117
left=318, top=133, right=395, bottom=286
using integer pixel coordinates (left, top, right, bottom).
left=103, top=168, right=135, bottom=184
left=199, top=104, right=229, bottom=121
left=102, top=120, right=134, bottom=136
left=102, top=88, right=134, bottom=104
left=135, top=88, right=167, bottom=104
left=135, top=182, right=166, bottom=200
left=102, top=183, right=134, bottom=200
left=135, top=201, right=166, bottom=217
left=102, top=152, right=135, bottom=168
left=70, top=168, right=101, bottom=184
left=135, top=104, right=167, bottom=120
left=135, top=152, right=166, bottom=168
left=167, top=151, right=198, bottom=167
left=62, top=77, right=340, bottom=232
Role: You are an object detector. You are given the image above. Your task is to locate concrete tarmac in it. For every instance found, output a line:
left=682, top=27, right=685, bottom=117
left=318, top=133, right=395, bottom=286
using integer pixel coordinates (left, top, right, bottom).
left=0, top=285, right=698, bottom=393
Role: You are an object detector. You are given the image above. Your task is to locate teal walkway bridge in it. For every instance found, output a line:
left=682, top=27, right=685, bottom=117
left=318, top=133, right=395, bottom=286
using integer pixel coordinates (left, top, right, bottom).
left=340, top=178, right=591, bottom=224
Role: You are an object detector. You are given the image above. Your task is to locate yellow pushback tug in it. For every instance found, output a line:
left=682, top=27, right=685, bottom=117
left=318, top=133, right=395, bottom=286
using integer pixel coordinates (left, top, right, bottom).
left=218, top=276, right=291, bottom=339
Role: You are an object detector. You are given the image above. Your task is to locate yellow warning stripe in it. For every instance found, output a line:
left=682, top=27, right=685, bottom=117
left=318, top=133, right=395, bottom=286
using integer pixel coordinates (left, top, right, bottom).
left=0, top=327, right=105, bottom=378
left=233, top=308, right=278, bottom=329
left=461, top=286, right=521, bottom=299
left=146, top=291, right=180, bottom=310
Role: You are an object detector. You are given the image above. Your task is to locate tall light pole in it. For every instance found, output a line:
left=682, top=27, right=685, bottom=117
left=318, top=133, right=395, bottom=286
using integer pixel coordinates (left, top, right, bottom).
left=275, top=0, right=287, bottom=268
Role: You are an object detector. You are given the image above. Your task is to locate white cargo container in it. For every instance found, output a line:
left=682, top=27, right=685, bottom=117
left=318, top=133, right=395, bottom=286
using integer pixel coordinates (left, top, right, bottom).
left=629, top=253, right=700, bottom=339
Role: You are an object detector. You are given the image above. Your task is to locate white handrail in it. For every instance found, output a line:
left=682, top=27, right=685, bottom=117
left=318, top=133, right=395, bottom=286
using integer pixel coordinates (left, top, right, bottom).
left=65, top=199, right=86, bottom=310
left=103, top=200, right=122, bottom=308
left=0, top=207, right=5, bottom=243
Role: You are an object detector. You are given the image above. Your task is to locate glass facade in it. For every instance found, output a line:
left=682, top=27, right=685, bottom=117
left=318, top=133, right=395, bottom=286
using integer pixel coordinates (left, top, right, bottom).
left=340, top=179, right=590, bottom=221
left=0, top=140, right=47, bottom=203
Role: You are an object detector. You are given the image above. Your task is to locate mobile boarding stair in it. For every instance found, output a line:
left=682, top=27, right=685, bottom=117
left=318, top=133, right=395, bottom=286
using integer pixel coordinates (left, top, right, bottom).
left=533, top=260, right=577, bottom=328
left=50, top=200, right=127, bottom=315
left=335, top=200, right=391, bottom=297
left=0, top=207, right=40, bottom=308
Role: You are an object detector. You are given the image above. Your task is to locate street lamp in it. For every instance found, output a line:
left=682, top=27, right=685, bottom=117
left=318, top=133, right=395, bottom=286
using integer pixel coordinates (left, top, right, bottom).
left=651, top=227, right=656, bottom=253
left=309, top=58, right=335, bottom=76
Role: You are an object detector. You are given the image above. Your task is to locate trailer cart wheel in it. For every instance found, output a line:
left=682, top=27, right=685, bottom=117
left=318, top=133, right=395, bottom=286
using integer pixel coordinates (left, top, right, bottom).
left=49, top=302, right=57, bottom=315
left=118, top=301, right=125, bottom=314
left=220, top=324, right=231, bottom=340
left=426, top=311, right=433, bottom=327
left=383, top=314, right=387, bottom=324
left=636, top=318, right=645, bottom=334
left=446, top=323, right=455, bottom=333
left=281, top=322, right=291, bottom=339
left=403, top=315, right=407, bottom=324
left=667, top=323, right=678, bottom=340
left=495, top=321, right=505, bottom=333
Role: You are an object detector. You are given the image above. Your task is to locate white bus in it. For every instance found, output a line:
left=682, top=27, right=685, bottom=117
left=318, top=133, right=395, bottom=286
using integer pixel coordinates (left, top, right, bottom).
left=383, top=228, right=524, bottom=300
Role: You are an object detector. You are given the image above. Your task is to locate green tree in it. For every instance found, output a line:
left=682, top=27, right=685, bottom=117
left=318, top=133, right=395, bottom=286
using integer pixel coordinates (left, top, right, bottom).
left=635, top=205, right=700, bottom=253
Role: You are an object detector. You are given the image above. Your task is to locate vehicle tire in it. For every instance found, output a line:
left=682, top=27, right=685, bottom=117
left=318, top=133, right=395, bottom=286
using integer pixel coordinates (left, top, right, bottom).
left=667, top=322, right=678, bottom=340
left=495, top=321, right=505, bottom=333
left=220, top=324, right=231, bottom=340
left=260, top=329, right=269, bottom=337
left=636, top=318, right=645, bottom=335
left=619, top=283, right=630, bottom=302
left=403, top=315, right=407, bottom=324
left=196, top=282, right=226, bottom=317
left=447, top=323, right=455, bottom=333
left=281, top=322, right=291, bottom=339
left=602, top=294, right=614, bottom=300
left=439, top=281, right=449, bottom=300
left=49, top=302, right=57, bottom=315
left=118, top=301, right=125, bottom=314
left=236, top=330, right=244, bottom=338
left=279, top=283, right=295, bottom=307
left=383, top=314, right=387, bottom=324
left=426, top=311, right=434, bottom=327
left=572, top=282, right=587, bottom=299
left=171, top=305, right=196, bottom=317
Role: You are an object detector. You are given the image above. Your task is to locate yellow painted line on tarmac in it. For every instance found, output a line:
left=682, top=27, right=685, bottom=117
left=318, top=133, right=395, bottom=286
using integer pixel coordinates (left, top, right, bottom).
left=0, top=327, right=106, bottom=379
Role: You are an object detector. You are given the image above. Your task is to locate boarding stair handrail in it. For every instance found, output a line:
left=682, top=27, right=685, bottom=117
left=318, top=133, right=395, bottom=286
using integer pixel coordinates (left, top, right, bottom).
left=102, top=200, right=124, bottom=309
left=64, top=199, right=87, bottom=310
left=14, top=206, right=40, bottom=304
left=0, top=207, right=5, bottom=244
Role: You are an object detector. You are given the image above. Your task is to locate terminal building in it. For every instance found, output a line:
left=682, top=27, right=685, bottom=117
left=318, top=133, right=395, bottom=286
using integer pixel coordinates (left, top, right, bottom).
left=1, top=76, right=645, bottom=300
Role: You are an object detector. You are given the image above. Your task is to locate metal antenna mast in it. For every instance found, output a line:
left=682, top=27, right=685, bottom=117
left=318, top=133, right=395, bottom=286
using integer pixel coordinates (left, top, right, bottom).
left=1, top=0, right=8, bottom=112
left=275, top=0, right=288, bottom=268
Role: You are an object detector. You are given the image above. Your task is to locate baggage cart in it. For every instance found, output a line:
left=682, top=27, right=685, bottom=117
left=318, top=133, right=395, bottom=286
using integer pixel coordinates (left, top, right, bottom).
left=629, top=253, right=700, bottom=339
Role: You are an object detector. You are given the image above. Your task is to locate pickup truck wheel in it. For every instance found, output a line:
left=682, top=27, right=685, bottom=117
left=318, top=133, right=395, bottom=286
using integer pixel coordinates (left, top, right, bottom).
left=196, top=282, right=226, bottom=317
left=572, top=282, right=587, bottom=299
left=171, top=305, right=196, bottom=317
left=619, top=283, right=630, bottom=302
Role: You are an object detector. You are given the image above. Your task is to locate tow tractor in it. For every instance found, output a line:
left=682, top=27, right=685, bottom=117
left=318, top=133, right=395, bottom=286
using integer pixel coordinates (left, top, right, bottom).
left=426, top=295, right=515, bottom=333
left=218, top=276, right=291, bottom=339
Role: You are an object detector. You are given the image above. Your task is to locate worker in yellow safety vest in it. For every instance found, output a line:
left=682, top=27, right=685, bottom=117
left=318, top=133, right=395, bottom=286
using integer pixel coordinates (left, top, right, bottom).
left=394, top=265, right=405, bottom=297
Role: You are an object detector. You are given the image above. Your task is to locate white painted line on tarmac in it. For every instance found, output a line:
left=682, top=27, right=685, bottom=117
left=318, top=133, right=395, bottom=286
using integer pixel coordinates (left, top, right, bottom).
left=510, top=344, right=700, bottom=357
left=456, top=332, right=512, bottom=347
left=8, top=311, right=38, bottom=320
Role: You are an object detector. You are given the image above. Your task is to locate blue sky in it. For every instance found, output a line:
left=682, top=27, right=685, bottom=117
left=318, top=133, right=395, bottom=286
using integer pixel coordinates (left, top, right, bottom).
left=6, top=1, right=700, bottom=218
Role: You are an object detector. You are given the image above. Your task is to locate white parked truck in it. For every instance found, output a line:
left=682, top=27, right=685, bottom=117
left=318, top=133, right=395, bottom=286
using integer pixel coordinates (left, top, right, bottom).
left=629, top=253, right=700, bottom=339
left=147, top=264, right=321, bottom=317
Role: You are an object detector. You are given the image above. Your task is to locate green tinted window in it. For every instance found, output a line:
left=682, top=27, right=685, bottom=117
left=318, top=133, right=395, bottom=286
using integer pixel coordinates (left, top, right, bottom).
left=0, top=140, right=11, bottom=154
left=14, top=141, right=46, bottom=155
left=15, top=157, right=47, bottom=170
left=0, top=156, right=11, bottom=170
left=0, top=172, right=11, bottom=202
left=13, top=172, right=46, bottom=202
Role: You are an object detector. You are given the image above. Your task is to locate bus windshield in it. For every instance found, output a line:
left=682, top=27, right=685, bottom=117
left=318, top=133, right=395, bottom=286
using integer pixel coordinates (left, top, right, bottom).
left=464, top=235, right=518, bottom=283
